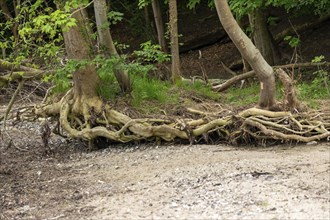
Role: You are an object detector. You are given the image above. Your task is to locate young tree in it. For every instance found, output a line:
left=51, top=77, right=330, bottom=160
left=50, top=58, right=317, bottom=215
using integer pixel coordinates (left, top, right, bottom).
left=0, top=0, right=18, bottom=39
left=151, top=0, right=167, bottom=52
left=169, top=0, right=182, bottom=83
left=214, top=0, right=277, bottom=109
left=94, top=0, right=131, bottom=93
left=0, top=0, right=18, bottom=58
left=229, top=0, right=281, bottom=66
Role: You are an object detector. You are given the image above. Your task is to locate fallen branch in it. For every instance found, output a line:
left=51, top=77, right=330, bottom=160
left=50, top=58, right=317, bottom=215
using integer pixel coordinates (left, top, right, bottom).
left=213, top=70, right=255, bottom=92
left=0, top=59, right=53, bottom=87
left=221, top=61, right=236, bottom=76
left=275, top=14, right=330, bottom=43
left=212, top=62, right=330, bottom=92
left=1, top=80, right=25, bottom=127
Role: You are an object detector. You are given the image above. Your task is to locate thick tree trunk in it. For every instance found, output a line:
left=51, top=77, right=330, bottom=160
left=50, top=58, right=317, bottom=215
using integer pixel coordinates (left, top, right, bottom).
left=62, top=9, right=101, bottom=112
left=249, top=8, right=280, bottom=66
left=152, top=0, right=167, bottom=52
left=94, top=0, right=131, bottom=93
left=214, top=0, right=277, bottom=109
left=169, top=0, right=182, bottom=83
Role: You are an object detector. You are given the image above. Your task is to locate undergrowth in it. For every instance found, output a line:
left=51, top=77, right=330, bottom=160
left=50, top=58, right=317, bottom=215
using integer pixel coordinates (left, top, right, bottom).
left=223, top=74, right=329, bottom=109
left=50, top=41, right=329, bottom=112
left=223, top=81, right=284, bottom=106
left=93, top=41, right=221, bottom=113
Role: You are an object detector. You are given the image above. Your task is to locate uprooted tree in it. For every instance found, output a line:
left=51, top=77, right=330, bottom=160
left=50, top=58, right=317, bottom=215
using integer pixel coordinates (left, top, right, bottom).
left=0, top=0, right=329, bottom=145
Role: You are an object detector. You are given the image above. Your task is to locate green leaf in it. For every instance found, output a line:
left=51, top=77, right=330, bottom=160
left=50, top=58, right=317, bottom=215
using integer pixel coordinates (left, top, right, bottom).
left=312, top=55, right=325, bottom=63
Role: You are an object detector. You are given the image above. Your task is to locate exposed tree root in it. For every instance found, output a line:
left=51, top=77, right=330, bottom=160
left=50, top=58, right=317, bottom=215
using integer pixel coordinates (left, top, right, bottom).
left=239, top=110, right=330, bottom=143
left=2, top=60, right=329, bottom=145
left=2, top=80, right=25, bottom=128
left=31, top=90, right=330, bottom=146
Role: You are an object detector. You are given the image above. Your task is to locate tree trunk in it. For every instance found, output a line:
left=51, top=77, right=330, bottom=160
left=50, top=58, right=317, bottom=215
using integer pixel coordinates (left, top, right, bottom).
left=62, top=9, right=102, bottom=113
left=94, top=0, right=131, bottom=93
left=0, top=0, right=18, bottom=44
left=249, top=7, right=280, bottom=66
left=169, top=0, right=182, bottom=83
left=152, top=0, right=167, bottom=52
left=214, top=0, right=277, bottom=109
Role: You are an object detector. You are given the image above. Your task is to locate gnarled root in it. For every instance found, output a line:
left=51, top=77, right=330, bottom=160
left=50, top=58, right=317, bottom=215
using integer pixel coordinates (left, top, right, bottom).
left=35, top=90, right=231, bottom=143
left=34, top=91, right=330, bottom=146
left=237, top=108, right=330, bottom=143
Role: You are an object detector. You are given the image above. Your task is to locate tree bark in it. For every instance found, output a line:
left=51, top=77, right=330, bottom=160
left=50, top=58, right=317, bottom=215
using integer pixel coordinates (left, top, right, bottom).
left=214, top=0, right=277, bottom=109
left=62, top=9, right=101, bottom=112
left=94, top=0, right=131, bottom=93
left=151, top=0, right=167, bottom=52
left=169, top=0, right=182, bottom=83
left=249, top=7, right=280, bottom=66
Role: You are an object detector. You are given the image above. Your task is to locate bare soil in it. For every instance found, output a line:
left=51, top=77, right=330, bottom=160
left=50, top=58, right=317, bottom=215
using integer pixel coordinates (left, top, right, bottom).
left=1, top=120, right=329, bottom=220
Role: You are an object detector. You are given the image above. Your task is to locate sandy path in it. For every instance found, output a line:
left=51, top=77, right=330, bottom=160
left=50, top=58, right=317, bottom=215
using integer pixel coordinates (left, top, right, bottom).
left=1, top=142, right=329, bottom=220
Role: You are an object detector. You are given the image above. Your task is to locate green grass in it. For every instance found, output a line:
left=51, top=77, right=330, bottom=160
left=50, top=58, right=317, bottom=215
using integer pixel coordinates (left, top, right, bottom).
left=222, top=79, right=329, bottom=108
left=97, top=71, right=121, bottom=101
left=98, top=72, right=330, bottom=113
left=97, top=74, right=222, bottom=113
left=296, top=82, right=330, bottom=108
left=177, top=80, right=221, bottom=101
left=224, top=82, right=260, bottom=106
left=131, top=76, right=179, bottom=108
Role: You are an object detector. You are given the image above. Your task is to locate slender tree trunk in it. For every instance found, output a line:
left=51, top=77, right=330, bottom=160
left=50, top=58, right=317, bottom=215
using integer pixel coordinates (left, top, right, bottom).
left=0, top=0, right=18, bottom=47
left=249, top=7, right=280, bottom=65
left=169, top=0, right=182, bottom=83
left=214, top=0, right=277, bottom=109
left=94, top=0, right=131, bottom=93
left=13, top=0, right=20, bottom=17
left=152, top=0, right=167, bottom=52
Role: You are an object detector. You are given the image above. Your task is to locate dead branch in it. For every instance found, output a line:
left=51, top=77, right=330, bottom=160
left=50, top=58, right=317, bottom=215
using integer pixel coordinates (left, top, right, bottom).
left=275, top=68, right=303, bottom=111
left=212, top=62, right=330, bottom=92
left=275, top=14, right=330, bottom=43
left=213, top=70, right=255, bottom=92
left=2, top=80, right=25, bottom=127
left=0, top=59, right=53, bottom=87
left=221, top=61, right=236, bottom=76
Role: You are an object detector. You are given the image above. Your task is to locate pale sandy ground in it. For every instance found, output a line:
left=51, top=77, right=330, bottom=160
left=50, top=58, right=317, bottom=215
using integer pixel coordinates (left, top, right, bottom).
left=2, top=140, right=329, bottom=220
